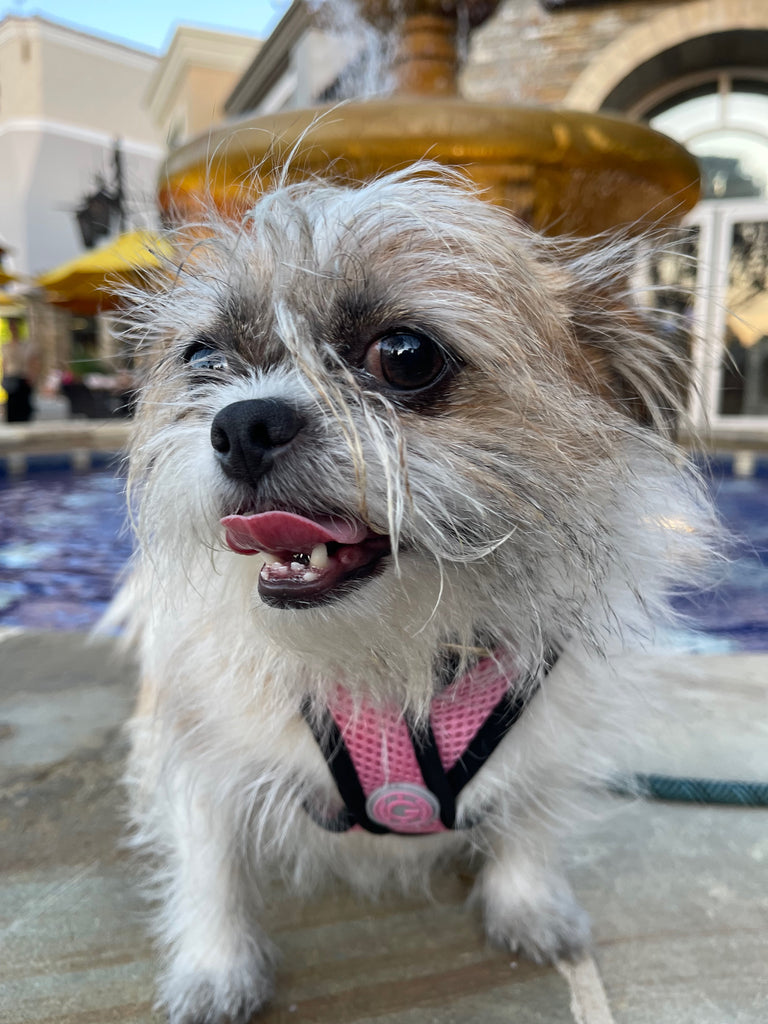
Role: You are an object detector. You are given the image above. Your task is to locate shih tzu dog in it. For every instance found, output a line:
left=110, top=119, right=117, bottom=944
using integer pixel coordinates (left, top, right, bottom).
left=116, top=165, right=716, bottom=1022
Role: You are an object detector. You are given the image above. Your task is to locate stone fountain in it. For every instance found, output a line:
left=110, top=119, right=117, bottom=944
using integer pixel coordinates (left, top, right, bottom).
left=157, top=0, right=699, bottom=235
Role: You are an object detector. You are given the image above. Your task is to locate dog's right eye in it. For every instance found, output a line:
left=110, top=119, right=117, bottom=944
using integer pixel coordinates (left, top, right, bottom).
left=363, top=332, right=447, bottom=391
left=182, top=342, right=229, bottom=373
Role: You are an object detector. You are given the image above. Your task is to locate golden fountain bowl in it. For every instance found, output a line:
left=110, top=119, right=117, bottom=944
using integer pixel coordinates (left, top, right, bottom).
left=159, top=99, right=699, bottom=236
left=157, top=0, right=700, bottom=236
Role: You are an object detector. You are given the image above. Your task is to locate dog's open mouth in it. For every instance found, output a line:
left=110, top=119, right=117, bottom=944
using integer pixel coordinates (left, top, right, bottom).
left=221, top=511, right=391, bottom=608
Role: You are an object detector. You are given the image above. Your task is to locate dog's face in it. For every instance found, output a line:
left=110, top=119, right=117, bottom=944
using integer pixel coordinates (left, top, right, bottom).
left=128, top=169, right=679, bottom=691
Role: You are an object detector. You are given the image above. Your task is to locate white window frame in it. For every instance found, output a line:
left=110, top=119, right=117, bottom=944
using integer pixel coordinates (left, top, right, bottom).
left=638, top=70, right=768, bottom=434
left=691, top=200, right=768, bottom=432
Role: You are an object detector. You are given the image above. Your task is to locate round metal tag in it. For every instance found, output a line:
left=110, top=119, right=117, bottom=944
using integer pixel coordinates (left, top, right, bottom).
left=366, top=783, right=442, bottom=833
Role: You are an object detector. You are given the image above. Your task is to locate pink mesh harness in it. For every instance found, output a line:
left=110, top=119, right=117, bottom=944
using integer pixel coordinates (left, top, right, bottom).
left=303, top=652, right=546, bottom=836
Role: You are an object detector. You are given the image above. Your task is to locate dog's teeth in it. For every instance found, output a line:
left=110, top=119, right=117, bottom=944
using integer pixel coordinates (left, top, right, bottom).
left=261, top=552, right=280, bottom=565
left=260, top=562, right=290, bottom=579
left=310, top=543, right=329, bottom=569
left=290, top=561, right=304, bottom=572
left=304, top=571, right=320, bottom=582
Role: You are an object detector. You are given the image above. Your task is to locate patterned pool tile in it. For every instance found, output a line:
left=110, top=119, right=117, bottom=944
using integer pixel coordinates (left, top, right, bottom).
left=0, top=469, right=132, bottom=630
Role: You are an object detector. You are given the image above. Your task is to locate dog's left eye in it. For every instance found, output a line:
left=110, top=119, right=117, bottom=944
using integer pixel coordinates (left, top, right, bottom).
left=364, top=332, right=446, bottom=391
left=183, top=342, right=229, bottom=373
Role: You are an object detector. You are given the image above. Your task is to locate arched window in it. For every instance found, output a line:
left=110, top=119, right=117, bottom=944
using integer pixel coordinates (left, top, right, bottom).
left=644, top=74, right=768, bottom=200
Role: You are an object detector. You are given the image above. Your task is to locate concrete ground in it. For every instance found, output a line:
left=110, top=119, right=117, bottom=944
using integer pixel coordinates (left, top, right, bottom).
left=1, top=630, right=766, bottom=1024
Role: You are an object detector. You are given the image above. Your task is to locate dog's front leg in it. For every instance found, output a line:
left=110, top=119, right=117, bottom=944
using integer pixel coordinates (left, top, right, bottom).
left=149, top=770, right=276, bottom=1024
left=478, top=832, right=591, bottom=964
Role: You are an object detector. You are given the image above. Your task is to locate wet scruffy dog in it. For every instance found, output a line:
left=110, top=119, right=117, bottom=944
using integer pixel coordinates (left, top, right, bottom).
left=117, top=166, right=716, bottom=1022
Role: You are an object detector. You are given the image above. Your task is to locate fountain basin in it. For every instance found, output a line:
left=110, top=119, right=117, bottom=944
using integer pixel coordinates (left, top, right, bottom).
left=158, top=98, right=700, bottom=235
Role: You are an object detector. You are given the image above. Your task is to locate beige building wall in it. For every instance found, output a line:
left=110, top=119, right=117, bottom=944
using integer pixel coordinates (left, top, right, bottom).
left=39, top=33, right=159, bottom=140
left=146, top=26, right=260, bottom=149
left=0, top=15, right=163, bottom=278
left=181, top=65, right=243, bottom=138
left=0, top=15, right=165, bottom=386
left=0, top=17, right=44, bottom=117
left=0, top=16, right=159, bottom=143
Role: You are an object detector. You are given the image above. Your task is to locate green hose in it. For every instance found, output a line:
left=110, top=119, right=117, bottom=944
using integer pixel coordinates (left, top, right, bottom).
left=614, top=773, right=768, bottom=806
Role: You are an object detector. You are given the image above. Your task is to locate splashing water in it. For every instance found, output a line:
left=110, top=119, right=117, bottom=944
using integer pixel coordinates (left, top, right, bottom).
left=307, top=0, right=398, bottom=100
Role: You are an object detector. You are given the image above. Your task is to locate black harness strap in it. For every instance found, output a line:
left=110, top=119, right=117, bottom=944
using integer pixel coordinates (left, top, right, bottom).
left=407, top=715, right=457, bottom=829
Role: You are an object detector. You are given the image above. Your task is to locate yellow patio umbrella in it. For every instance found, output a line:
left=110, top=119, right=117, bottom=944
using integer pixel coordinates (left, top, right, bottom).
left=37, top=230, right=173, bottom=314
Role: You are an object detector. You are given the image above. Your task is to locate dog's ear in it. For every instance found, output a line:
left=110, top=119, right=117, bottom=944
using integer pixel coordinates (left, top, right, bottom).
left=557, top=235, right=690, bottom=435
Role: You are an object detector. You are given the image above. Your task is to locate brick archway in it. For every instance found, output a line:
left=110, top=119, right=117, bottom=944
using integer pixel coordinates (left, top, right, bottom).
left=564, top=0, right=768, bottom=112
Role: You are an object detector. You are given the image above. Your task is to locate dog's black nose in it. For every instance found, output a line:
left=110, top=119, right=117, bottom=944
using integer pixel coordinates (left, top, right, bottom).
left=211, top=398, right=304, bottom=483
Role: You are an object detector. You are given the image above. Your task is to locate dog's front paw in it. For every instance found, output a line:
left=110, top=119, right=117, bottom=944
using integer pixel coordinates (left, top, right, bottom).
left=480, top=859, right=591, bottom=964
left=160, top=954, right=275, bottom=1024
left=485, top=892, right=592, bottom=964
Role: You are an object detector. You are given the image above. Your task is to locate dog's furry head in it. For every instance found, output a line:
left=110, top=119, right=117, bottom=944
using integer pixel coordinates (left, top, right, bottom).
left=121, top=166, right=714, bottom=713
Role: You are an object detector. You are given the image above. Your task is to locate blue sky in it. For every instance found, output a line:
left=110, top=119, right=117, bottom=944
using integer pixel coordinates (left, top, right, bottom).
left=0, top=1, right=289, bottom=52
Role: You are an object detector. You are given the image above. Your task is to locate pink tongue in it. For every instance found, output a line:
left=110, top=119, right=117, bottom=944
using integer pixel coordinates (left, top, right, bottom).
left=221, top=511, right=369, bottom=555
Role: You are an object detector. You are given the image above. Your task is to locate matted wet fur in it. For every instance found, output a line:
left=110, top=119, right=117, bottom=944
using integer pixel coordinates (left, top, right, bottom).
left=113, top=166, right=718, bottom=1023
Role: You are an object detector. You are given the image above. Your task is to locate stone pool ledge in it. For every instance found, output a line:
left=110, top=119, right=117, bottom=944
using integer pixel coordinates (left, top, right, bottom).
left=0, top=419, right=130, bottom=474
left=2, top=418, right=767, bottom=479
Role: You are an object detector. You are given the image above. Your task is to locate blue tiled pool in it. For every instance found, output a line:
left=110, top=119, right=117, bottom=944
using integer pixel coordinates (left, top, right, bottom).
left=0, top=468, right=132, bottom=630
left=1, top=463, right=767, bottom=649
left=672, top=468, right=768, bottom=652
